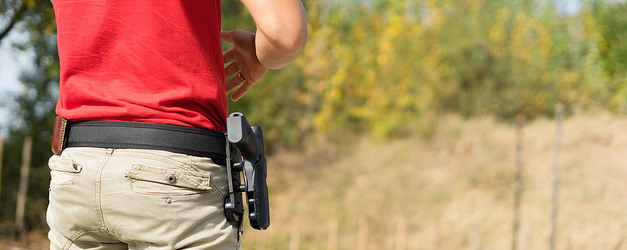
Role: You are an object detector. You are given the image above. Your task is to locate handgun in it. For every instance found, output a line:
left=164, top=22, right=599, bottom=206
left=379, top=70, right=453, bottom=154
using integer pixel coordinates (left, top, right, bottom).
left=223, top=112, right=270, bottom=230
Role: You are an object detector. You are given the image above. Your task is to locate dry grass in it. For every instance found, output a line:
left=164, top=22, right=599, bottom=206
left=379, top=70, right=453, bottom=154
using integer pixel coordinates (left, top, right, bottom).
left=3, top=113, right=626, bottom=249
left=243, top=112, right=627, bottom=250
left=0, top=230, right=49, bottom=249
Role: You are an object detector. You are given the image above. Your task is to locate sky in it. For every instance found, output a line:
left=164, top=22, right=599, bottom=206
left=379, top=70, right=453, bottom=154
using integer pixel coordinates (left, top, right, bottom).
left=0, top=0, right=588, bottom=137
left=0, top=31, right=29, bottom=137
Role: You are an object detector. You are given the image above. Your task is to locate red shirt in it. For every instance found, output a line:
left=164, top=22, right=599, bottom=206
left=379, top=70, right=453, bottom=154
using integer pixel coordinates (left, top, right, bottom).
left=53, top=0, right=227, bottom=131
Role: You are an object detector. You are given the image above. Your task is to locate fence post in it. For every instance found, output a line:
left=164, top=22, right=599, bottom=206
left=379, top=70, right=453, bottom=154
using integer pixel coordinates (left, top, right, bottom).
left=357, top=219, right=368, bottom=250
left=327, top=219, right=338, bottom=250
left=550, top=104, right=564, bottom=250
left=16, top=136, right=32, bottom=233
left=522, top=227, right=531, bottom=250
left=290, top=220, right=300, bottom=250
left=395, top=218, right=407, bottom=250
left=512, top=114, right=525, bottom=250
left=469, top=227, right=482, bottom=250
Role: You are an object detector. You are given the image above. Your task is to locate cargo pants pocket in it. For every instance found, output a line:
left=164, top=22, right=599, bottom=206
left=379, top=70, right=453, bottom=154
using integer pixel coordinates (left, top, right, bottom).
left=125, top=164, right=213, bottom=196
left=48, top=155, right=83, bottom=185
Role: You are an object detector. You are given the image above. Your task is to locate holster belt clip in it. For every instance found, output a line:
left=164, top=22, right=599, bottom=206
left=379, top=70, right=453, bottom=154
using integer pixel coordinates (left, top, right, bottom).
left=51, top=116, right=68, bottom=156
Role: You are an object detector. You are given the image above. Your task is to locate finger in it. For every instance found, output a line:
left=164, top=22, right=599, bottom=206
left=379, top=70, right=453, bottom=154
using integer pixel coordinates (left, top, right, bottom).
left=231, top=81, right=255, bottom=101
left=225, top=77, right=241, bottom=94
left=224, top=62, right=239, bottom=77
left=222, top=48, right=235, bottom=63
left=220, top=30, right=234, bottom=42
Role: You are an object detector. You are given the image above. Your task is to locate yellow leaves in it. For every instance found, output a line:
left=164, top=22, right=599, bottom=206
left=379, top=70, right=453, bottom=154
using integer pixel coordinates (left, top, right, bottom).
left=467, top=0, right=486, bottom=18
left=377, top=53, right=389, bottom=66
left=497, top=7, right=512, bottom=23
left=25, top=0, right=36, bottom=9
left=423, top=2, right=444, bottom=28
left=489, top=24, right=504, bottom=44
left=288, top=0, right=595, bottom=140
left=313, top=99, right=334, bottom=132
left=386, top=15, right=403, bottom=38
left=600, top=40, right=609, bottom=54
left=330, top=67, right=346, bottom=87
left=538, top=33, right=551, bottom=58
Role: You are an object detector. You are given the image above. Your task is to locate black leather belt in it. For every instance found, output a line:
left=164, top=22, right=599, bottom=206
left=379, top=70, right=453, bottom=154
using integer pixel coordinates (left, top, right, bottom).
left=65, top=120, right=226, bottom=163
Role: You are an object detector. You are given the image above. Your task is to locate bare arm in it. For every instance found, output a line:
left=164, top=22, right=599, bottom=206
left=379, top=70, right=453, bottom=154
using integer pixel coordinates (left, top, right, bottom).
left=241, top=0, right=308, bottom=69
left=222, top=0, right=308, bottom=101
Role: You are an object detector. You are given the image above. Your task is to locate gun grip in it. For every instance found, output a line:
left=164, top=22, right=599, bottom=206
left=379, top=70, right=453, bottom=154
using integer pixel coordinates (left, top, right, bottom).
left=249, top=157, right=270, bottom=230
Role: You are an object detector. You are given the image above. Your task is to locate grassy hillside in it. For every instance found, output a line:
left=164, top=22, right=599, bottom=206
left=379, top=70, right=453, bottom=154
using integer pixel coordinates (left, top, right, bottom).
left=2, top=113, right=625, bottom=249
left=243, top=112, right=627, bottom=250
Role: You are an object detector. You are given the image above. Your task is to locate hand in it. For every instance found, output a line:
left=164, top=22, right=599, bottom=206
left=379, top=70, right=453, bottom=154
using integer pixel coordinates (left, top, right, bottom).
left=221, top=29, right=268, bottom=101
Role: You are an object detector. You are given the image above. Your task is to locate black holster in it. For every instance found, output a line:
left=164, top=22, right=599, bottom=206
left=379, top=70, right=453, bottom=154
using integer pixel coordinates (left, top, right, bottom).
left=223, top=112, right=270, bottom=230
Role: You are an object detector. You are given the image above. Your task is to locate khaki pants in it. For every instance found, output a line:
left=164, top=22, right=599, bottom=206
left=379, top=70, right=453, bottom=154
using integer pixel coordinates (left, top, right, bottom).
left=47, top=147, right=240, bottom=249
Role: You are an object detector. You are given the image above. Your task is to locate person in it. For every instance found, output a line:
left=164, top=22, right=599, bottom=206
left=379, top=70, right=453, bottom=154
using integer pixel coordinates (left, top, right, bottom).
left=47, top=0, right=308, bottom=249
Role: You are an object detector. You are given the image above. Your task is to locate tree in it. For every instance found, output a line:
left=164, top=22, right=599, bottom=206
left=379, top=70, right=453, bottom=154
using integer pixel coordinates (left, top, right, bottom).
left=0, top=0, right=27, bottom=43
left=0, top=0, right=57, bottom=232
left=591, top=1, right=627, bottom=111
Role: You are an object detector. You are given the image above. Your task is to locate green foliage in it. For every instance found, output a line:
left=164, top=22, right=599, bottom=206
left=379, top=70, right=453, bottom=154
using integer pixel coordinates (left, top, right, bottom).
left=225, top=0, right=614, bottom=143
left=239, top=0, right=596, bottom=140
left=590, top=1, right=627, bottom=111
left=593, top=1, right=627, bottom=77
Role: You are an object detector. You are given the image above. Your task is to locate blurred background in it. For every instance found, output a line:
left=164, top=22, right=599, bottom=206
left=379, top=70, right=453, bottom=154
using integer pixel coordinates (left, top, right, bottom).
left=1, top=0, right=627, bottom=249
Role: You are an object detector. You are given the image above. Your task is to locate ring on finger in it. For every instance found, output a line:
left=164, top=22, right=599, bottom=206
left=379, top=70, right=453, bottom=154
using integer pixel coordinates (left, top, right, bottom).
left=237, top=73, right=246, bottom=81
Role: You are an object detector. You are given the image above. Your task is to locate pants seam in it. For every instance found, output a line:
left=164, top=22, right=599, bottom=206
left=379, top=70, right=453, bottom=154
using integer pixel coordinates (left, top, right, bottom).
left=95, top=153, right=113, bottom=233
left=64, top=230, right=86, bottom=250
left=210, top=182, right=225, bottom=201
